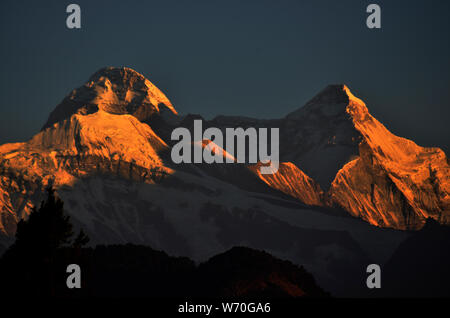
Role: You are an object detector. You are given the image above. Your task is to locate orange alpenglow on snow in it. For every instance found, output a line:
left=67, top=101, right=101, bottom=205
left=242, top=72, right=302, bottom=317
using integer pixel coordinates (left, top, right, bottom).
left=0, top=67, right=176, bottom=236
left=0, top=68, right=449, bottom=238
left=42, top=66, right=177, bottom=130
left=328, top=85, right=450, bottom=229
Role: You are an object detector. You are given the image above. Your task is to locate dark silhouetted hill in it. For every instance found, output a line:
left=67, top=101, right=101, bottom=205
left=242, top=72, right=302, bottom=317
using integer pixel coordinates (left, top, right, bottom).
left=0, top=244, right=329, bottom=298
left=382, top=218, right=450, bottom=297
left=196, top=246, right=329, bottom=298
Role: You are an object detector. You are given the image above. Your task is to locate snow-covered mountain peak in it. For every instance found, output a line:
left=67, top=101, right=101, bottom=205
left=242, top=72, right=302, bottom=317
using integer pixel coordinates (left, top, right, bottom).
left=308, top=84, right=351, bottom=104
left=286, top=84, right=368, bottom=120
left=42, top=67, right=177, bottom=130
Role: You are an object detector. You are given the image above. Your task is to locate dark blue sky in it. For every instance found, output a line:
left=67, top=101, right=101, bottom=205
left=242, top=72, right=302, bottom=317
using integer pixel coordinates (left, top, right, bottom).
left=1, top=0, right=449, bottom=152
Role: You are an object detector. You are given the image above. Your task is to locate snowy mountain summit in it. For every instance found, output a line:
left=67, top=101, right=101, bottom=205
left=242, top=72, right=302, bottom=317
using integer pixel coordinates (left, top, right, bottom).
left=43, top=67, right=177, bottom=130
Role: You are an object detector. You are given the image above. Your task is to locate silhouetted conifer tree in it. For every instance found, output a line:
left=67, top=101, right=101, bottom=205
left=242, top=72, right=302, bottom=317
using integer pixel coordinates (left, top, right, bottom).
left=0, top=187, right=89, bottom=296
